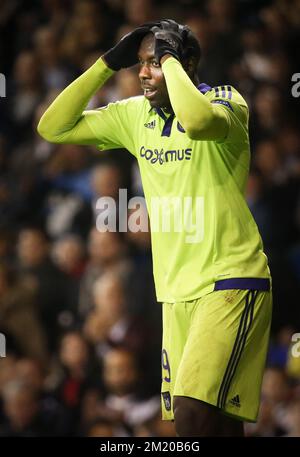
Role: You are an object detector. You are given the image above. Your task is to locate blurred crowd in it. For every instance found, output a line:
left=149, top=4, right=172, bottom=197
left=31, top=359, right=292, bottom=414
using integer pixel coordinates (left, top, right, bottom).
left=0, top=0, right=300, bottom=437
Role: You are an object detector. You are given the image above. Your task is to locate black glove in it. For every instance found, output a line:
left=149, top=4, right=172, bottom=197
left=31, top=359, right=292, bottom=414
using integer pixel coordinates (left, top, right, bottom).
left=103, top=22, right=159, bottom=71
left=151, top=19, right=188, bottom=64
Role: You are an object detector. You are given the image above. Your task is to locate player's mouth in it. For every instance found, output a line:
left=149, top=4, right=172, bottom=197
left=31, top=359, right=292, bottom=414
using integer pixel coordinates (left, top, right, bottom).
left=143, top=87, right=157, bottom=99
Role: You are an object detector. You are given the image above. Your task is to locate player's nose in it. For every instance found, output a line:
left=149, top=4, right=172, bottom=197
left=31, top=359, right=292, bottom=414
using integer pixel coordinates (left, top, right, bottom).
left=139, top=63, right=151, bottom=80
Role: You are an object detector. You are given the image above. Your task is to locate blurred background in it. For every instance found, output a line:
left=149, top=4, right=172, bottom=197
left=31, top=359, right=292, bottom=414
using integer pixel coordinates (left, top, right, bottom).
left=0, top=0, right=300, bottom=437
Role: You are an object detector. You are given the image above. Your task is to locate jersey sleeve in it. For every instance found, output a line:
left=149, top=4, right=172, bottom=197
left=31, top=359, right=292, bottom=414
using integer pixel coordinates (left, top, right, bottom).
left=84, top=98, right=139, bottom=155
left=209, top=86, right=249, bottom=144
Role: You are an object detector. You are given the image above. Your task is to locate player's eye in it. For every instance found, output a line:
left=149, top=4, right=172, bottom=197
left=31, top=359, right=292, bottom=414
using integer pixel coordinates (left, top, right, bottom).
left=152, top=60, right=160, bottom=68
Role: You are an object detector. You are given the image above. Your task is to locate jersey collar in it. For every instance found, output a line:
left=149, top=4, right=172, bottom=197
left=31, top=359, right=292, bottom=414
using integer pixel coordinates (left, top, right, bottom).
left=147, top=83, right=212, bottom=137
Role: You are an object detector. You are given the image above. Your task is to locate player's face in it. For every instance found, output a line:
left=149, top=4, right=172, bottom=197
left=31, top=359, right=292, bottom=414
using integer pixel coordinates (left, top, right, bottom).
left=138, top=34, right=171, bottom=110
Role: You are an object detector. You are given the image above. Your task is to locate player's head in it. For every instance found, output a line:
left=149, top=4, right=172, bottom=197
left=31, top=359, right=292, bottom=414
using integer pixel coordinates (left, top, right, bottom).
left=138, top=19, right=201, bottom=110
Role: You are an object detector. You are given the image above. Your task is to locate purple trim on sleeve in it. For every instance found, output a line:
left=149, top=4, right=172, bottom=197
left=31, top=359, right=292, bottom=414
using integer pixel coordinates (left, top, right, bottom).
left=227, top=85, right=232, bottom=99
left=214, top=278, right=270, bottom=291
left=215, top=87, right=220, bottom=97
left=221, top=85, right=226, bottom=98
left=211, top=99, right=234, bottom=112
left=197, top=83, right=212, bottom=94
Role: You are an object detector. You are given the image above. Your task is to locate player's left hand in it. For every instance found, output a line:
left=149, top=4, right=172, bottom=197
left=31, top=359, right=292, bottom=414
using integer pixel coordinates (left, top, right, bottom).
left=151, top=19, right=187, bottom=64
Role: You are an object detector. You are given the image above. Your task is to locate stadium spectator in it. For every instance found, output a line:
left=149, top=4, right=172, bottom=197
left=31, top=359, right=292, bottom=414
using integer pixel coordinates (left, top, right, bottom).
left=284, top=400, right=300, bottom=437
left=16, top=227, right=69, bottom=351
left=0, top=380, right=47, bottom=437
left=52, top=234, right=87, bottom=327
left=52, top=331, right=99, bottom=435
left=0, top=263, right=48, bottom=363
left=83, top=271, right=151, bottom=358
left=83, top=346, right=160, bottom=436
left=79, top=228, right=132, bottom=318
left=84, top=416, right=124, bottom=437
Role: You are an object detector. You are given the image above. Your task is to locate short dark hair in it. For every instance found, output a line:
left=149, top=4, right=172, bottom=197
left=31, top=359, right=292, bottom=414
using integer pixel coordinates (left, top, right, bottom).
left=181, top=26, right=202, bottom=68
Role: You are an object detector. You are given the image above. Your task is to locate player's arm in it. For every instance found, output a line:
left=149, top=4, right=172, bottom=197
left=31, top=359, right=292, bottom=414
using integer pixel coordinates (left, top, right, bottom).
left=37, top=23, right=156, bottom=145
left=151, top=22, right=229, bottom=141
left=37, top=58, right=114, bottom=144
left=161, top=57, right=229, bottom=141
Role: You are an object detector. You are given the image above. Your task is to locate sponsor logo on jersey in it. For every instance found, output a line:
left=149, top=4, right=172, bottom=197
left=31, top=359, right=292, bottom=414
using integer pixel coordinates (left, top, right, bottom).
left=229, top=395, right=241, bottom=408
left=139, top=146, right=192, bottom=165
left=144, top=120, right=156, bottom=129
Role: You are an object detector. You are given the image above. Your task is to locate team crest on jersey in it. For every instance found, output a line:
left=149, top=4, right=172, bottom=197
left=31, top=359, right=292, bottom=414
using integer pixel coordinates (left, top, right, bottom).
left=162, top=392, right=172, bottom=411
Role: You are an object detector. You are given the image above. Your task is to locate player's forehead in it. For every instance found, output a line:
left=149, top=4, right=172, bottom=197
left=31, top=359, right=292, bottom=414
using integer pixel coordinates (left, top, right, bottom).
left=138, top=33, right=155, bottom=60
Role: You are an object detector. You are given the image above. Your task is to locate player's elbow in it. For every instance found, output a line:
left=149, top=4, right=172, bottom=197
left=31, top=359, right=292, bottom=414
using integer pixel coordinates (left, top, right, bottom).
left=37, top=118, right=52, bottom=141
left=37, top=124, right=49, bottom=142
left=185, top=127, right=204, bottom=140
left=37, top=118, right=63, bottom=143
left=184, top=114, right=214, bottom=140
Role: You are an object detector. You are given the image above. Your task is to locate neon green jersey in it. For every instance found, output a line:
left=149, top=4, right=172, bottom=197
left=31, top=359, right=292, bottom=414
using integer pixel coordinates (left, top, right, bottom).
left=85, top=86, right=270, bottom=301
left=38, top=57, right=270, bottom=302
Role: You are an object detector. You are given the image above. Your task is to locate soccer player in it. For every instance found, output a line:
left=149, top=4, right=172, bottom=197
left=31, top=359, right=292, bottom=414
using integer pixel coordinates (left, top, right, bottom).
left=37, top=19, right=272, bottom=437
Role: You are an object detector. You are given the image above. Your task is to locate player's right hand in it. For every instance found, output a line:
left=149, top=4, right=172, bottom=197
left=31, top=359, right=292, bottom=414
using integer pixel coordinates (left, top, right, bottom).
left=103, top=22, right=159, bottom=71
left=151, top=19, right=188, bottom=64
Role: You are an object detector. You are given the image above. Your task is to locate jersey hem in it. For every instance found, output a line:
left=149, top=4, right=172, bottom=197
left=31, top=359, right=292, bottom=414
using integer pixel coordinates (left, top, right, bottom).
left=157, top=276, right=272, bottom=303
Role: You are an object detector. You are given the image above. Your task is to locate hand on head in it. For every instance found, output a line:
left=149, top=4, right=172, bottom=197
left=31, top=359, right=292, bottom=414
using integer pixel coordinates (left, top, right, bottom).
left=103, top=19, right=192, bottom=71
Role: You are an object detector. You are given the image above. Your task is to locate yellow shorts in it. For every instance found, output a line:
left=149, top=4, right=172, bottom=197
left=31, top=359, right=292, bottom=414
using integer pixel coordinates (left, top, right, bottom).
left=161, top=288, right=272, bottom=422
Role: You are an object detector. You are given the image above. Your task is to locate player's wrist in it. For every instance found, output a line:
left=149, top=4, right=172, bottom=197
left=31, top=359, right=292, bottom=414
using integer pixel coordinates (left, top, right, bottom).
left=96, top=56, right=116, bottom=76
left=160, top=54, right=175, bottom=65
left=100, top=54, right=118, bottom=72
left=100, top=54, right=110, bottom=68
left=102, top=51, right=121, bottom=71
